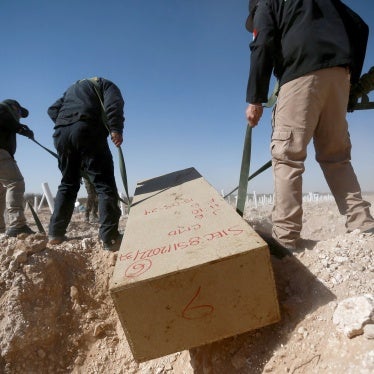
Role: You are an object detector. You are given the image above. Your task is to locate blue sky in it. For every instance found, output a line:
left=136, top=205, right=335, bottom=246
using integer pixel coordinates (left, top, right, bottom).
left=1, top=0, right=373, bottom=197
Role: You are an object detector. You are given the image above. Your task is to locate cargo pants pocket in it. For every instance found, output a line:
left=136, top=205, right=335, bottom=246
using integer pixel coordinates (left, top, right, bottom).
left=270, top=130, right=292, bottom=161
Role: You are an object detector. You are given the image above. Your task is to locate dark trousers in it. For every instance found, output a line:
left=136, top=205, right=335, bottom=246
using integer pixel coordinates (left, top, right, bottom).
left=49, top=121, right=121, bottom=242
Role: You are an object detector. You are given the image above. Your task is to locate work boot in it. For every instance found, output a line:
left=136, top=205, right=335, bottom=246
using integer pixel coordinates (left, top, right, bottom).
left=6, top=225, right=35, bottom=237
left=102, top=233, right=123, bottom=252
left=48, top=236, right=67, bottom=245
left=256, top=231, right=293, bottom=259
left=362, top=227, right=374, bottom=235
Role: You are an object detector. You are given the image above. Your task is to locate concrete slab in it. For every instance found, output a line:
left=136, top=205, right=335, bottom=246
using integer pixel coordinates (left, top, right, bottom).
left=110, top=167, right=280, bottom=362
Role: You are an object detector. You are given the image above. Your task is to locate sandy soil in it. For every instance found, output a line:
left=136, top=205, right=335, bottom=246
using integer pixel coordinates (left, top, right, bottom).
left=0, top=195, right=373, bottom=373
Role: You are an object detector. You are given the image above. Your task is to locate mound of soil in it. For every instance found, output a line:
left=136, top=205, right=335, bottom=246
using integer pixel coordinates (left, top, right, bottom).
left=0, top=196, right=373, bottom=373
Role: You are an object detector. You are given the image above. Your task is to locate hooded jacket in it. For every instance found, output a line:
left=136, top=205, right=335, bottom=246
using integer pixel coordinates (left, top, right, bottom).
left=48, top=77, right=125, bottom=134
left=246, top=0, right=369, bottom=103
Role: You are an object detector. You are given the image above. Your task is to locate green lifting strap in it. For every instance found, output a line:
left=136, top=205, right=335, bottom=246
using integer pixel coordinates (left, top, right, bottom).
left=224, top=160, right=272, bottom=199
left=27, top=200, right=46, bottom=234
left=236, top=125, right=252, bottom=216
left=235, top=82, right=279, bottom=216
left=88, top=77, right=131, bottom=211
left=31, top=138, right=58, bottom=158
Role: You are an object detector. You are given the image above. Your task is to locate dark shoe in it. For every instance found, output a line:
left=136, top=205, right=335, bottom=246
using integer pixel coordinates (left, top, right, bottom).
left=48, top=236, right=67, bottom=245
left=257, top=232, right=293, bottom=259
left=102, top=234, right=123, bottom=252
left=362, top=227, right=374, bottom=235
left=296, top=238, right=318, bottom=250
left=6, top=225, right=35, bottom=237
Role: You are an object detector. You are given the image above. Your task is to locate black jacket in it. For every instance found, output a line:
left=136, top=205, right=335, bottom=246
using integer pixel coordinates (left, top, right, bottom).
left=0, top=104, right=22, bottom=157
left=48, top=77, right=125, bottom=134
left=246, top=0, right=369, bottom=103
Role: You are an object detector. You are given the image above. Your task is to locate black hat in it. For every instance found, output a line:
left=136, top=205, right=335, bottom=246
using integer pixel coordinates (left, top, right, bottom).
left=245, top=0, right=260, bottom=32
left=2, top=99, right=29, bottom=118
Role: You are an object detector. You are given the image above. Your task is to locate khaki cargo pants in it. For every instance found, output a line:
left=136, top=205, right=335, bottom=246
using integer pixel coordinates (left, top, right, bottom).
left=271, top=66, right=374, bottom=247
left=0, top=149, right=27, bottom=231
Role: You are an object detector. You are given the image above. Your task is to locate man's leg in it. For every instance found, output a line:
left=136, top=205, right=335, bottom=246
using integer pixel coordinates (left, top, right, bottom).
left=85, top=143, right=121, bottom=244
left=0, top=149, right=27, bottom=230
left=83, top=177, right=93, bottom=221
left=0, top=183, right=6, bottom=232
left=49, top=178, right=80, bottom=238
left=49, top=127, right=81, bottom=239
left=314, top=67, right=374, bottom=232
left=92, top=193, right=99, bottom=220
left=271, top=73, right=321, bottom=248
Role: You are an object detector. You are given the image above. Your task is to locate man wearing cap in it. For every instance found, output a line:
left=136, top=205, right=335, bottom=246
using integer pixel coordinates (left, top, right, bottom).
left=0, top=99, right=35, bottom=237
left=244, top=0, right=374, bottom=255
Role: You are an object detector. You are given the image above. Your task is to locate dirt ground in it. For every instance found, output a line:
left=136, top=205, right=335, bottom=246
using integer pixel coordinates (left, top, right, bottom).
left=0, top=194, right=373, bottom=374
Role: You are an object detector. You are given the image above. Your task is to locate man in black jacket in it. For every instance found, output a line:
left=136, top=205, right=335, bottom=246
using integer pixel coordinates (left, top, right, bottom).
left=0, top=99, right=35, bottom=237
left=48, top=77, right=124, bottom=251
left=245, top=0, right=374, bottom=254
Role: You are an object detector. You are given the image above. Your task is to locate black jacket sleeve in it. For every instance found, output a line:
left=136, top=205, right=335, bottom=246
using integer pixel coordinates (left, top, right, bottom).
left=47, top=96, right=64, bottom=123
left=100, top=79, right=125, bottom=134
left=246, top=1, right=276, bottom=103
left=332, top=0, right=369, bottom=84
